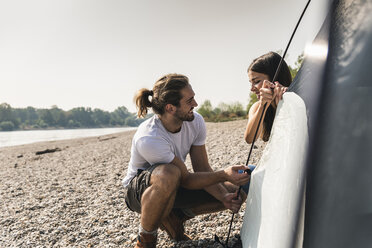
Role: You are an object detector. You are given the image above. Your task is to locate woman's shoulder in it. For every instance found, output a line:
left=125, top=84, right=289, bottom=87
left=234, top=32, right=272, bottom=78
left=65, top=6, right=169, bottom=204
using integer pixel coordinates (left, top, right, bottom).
left=249, top=101, right=260, bottom=114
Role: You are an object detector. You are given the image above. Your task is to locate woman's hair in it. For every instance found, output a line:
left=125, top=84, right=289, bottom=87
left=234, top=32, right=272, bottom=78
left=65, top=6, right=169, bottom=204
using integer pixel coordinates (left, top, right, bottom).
left=134, top=73, right=189, bottom=118
left=248, top=51, right=292, bottom=141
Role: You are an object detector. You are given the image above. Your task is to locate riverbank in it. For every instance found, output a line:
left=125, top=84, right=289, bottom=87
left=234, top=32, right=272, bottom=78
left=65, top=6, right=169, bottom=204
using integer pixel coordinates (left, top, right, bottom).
left=0, top=119, right=265, bottom=247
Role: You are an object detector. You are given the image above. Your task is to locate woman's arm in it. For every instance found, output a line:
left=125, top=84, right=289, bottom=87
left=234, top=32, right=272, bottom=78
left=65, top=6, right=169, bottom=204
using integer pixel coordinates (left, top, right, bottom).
left=244, top=101, right=267, bottom=144
left=244, top=80, right=276, bottom=143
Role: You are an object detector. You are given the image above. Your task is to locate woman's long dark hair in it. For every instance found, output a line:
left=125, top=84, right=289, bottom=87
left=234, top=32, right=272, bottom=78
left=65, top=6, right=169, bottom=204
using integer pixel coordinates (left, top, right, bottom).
left=248, top=51, right=292, bottom=141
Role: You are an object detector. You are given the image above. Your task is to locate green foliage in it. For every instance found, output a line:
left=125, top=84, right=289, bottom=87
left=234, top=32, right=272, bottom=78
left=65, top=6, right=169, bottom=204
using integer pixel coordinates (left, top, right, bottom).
left=0, top=103, right=19, bottom=128
left=39, top=109, right=55, bottom=127
left=247, top=93, right=258, bottom=113
left=289, top=53, right=304, bottom=79
left=227, top=102, right=245, bottom=117
left=36, top=119, right=48, bottom=129
left=0, top=121, right=15, bottom=131
left=197, top=100, right=214, bottom=118
left=69, top=107, right=94, bottom=127
left=50, top=106, right=67, bottom=127
left=0, top=103, right=12, bottom=122
left=92, top=109, right=111, bottom=126
left=111, top=106, right=131, bottom=125
left=197, top=100, right=248, bottom=122
left=276, top=50, right=304, bottom=79
left=0, top=103, right=148, bottom=131
left=67, top=119, right=81, bottom=128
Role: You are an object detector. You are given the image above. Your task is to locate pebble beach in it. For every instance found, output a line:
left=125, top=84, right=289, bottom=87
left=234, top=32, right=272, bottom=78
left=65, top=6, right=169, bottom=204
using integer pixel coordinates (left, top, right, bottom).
left=0, top=119, right=265, bottom=248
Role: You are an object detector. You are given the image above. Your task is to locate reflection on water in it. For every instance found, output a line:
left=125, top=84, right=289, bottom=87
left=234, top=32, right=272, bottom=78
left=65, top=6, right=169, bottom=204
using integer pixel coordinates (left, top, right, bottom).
left=0, top=127, right=137, bottom=148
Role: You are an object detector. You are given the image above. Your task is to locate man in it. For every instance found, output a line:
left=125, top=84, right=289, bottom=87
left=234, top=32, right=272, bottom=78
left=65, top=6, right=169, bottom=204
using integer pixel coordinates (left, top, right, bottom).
left=122, top=73, right=250, bottom=248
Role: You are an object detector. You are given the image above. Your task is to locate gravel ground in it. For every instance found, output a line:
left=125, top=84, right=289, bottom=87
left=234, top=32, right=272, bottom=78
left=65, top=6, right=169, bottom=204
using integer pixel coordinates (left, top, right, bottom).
left=0, top=119, right=265, bottom=247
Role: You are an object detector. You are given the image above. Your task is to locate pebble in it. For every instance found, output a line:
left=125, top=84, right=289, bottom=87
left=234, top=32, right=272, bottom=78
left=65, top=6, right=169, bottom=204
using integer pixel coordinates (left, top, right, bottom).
left=0, top=120, right=265, bottom=247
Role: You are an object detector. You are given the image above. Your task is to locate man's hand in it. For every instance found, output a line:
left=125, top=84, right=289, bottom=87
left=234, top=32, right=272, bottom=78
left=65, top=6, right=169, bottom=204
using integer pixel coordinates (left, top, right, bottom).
left=224, top=165, right=250, bottom=186
left=222, top=192, right=244, bottom=213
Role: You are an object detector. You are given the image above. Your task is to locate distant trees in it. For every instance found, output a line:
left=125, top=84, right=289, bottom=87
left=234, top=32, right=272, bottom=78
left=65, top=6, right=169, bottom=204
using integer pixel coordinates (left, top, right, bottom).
left=0, top=104, right=148, bottom=131
left=0, top=103, right=19, bottom=130
left=197, top=100, right=247, bottom=122
left=197, top=100, right=213, bottom=119
left=0, top=121, right=15, bottom=131
left=289, top=53, right=304, bottom=79
left=246, top=93, right=258, bottom=114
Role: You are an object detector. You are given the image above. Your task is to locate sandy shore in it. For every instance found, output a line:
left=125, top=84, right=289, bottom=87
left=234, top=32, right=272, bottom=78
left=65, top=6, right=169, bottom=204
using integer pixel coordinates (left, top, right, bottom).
left=0, top=119, right=265, bottom=247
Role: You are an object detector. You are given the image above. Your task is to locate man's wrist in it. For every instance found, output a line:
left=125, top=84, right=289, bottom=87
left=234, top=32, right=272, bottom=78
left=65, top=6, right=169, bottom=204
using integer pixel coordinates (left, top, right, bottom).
left=216, top=185, right=230, bottom=202
left=217, top=169, right=228, bottom=182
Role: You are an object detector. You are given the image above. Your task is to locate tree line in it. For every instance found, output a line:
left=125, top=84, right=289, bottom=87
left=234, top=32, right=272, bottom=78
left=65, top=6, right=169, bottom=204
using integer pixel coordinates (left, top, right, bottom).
left=0, top=104, right=148, bottom=131
left=197, top=100, right=247, bottom=122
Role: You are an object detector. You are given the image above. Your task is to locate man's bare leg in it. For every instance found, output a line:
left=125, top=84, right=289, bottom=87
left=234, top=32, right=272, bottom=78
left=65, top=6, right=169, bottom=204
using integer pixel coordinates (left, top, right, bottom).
left=140, top=164, right=181, bottom=232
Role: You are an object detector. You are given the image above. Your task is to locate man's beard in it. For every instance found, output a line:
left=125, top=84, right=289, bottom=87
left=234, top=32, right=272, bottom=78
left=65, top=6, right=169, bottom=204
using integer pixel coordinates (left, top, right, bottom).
left=175, top=109, right=195, bottom=122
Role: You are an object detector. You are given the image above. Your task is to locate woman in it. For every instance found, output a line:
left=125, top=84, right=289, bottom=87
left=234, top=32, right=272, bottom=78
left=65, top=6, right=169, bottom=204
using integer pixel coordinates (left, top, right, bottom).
left=244, top=51, right=292, bottom=144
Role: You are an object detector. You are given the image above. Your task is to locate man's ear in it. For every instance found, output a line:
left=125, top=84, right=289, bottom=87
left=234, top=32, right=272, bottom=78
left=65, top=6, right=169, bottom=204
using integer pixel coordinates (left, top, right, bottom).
left=165, top=104, right=176, bottom=114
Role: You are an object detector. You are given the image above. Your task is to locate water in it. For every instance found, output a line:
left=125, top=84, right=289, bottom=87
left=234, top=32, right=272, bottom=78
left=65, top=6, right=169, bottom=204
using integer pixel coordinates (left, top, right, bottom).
left=0, top=127, right=137, bottom=148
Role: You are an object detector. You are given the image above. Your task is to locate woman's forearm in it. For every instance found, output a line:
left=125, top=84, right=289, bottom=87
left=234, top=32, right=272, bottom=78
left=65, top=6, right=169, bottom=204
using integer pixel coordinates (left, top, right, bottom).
left=244, top=102, right=268, bottom=143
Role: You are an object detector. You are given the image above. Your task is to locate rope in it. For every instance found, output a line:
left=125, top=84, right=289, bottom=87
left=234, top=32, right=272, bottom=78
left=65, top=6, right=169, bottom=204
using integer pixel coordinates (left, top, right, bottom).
left=215, top=1, right=312, bottom=247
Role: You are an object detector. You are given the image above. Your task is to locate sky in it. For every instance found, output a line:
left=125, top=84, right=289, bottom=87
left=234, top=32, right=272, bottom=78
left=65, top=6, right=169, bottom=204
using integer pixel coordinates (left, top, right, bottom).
left=0, top=0, right=328, bottom=113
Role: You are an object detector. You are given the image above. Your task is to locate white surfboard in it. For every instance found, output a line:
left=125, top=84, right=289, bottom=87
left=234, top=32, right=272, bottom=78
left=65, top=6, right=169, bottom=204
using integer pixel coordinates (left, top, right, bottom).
left=240, top=92, right=308, bottom=248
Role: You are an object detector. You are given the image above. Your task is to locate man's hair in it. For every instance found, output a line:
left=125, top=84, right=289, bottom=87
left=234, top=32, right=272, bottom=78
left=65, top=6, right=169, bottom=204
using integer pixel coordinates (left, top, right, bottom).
left=134, top=73, right=189, bottom=118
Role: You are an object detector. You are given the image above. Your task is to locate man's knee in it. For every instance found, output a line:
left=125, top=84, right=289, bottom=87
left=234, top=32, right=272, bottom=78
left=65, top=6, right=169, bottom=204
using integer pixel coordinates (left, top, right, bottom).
left=151, top=164, right=181, bottom=190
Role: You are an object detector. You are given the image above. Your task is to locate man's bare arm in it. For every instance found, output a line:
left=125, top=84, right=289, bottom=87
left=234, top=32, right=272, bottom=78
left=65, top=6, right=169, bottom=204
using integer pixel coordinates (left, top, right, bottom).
left=170, top=151, right=249, bottom=192
left=189, top=145, right=234, bottom=202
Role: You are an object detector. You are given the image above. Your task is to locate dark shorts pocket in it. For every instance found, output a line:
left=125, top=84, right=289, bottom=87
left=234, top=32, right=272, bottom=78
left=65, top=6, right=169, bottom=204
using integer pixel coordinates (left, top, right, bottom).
left=124, top=168, right=153, bottom=214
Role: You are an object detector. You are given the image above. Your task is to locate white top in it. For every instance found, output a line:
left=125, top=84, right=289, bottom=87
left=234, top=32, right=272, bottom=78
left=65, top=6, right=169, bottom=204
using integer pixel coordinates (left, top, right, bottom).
left=122, top=112, right=206, bottom=187
left=240, top=93, right=308, bottom=248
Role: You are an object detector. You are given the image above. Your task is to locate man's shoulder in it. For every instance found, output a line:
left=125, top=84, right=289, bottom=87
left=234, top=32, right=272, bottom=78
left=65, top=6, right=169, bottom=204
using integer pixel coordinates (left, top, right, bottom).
left=134, top=118, right=172, bottom=153
left=185, top=111, right=205, bottom=129
left=135, top=115, right=167, bottom=140
left=193, top=111, right=204, bottom=121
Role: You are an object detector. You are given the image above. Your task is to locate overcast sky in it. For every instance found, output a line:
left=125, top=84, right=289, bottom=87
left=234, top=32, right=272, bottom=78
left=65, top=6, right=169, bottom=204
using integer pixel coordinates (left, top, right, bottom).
left=0, top=0, right=327, bottom=113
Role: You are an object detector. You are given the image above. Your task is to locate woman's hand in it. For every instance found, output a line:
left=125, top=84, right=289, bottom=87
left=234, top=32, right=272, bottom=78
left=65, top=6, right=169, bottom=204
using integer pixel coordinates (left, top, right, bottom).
left=259, top=80, right=275, bottom=106
left=273, top=82, right=288, bottom=106
left=259, top=80, right=288, bottom=107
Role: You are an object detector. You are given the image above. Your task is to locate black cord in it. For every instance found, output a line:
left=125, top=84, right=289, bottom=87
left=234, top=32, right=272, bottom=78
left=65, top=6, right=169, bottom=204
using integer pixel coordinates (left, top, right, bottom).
left=217, top=1, right=312, bottom=247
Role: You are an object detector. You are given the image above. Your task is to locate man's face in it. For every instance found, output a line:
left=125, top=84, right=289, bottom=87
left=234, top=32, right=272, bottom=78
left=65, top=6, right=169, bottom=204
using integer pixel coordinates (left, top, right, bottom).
left=175, top=84, right=198, bottom=121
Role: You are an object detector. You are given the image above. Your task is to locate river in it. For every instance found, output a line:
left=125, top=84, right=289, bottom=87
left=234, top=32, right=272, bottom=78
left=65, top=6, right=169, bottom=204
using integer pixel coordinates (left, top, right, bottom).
left=0, top=127, right=137, bottom=148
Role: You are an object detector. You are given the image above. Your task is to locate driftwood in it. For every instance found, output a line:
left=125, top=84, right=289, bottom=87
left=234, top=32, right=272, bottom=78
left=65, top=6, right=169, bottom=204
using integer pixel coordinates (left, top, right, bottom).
left=98, top=136, right=117, bottom=142
left=35, top=148, right=61, bottom=155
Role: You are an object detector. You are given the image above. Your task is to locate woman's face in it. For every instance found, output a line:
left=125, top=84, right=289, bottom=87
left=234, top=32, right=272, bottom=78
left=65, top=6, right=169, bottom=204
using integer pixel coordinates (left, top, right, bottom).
left=248, top=70, right=270, bottom=98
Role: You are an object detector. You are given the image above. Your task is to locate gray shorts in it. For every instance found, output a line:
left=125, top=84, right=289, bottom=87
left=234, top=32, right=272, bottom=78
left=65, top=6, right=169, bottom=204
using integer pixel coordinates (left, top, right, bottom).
left=123, top=164, right=220, bottom=214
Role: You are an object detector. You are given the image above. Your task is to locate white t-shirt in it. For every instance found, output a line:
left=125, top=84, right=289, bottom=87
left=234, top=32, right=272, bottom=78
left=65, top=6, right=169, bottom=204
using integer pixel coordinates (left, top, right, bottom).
left=122, top=112, right=206, bottom=187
